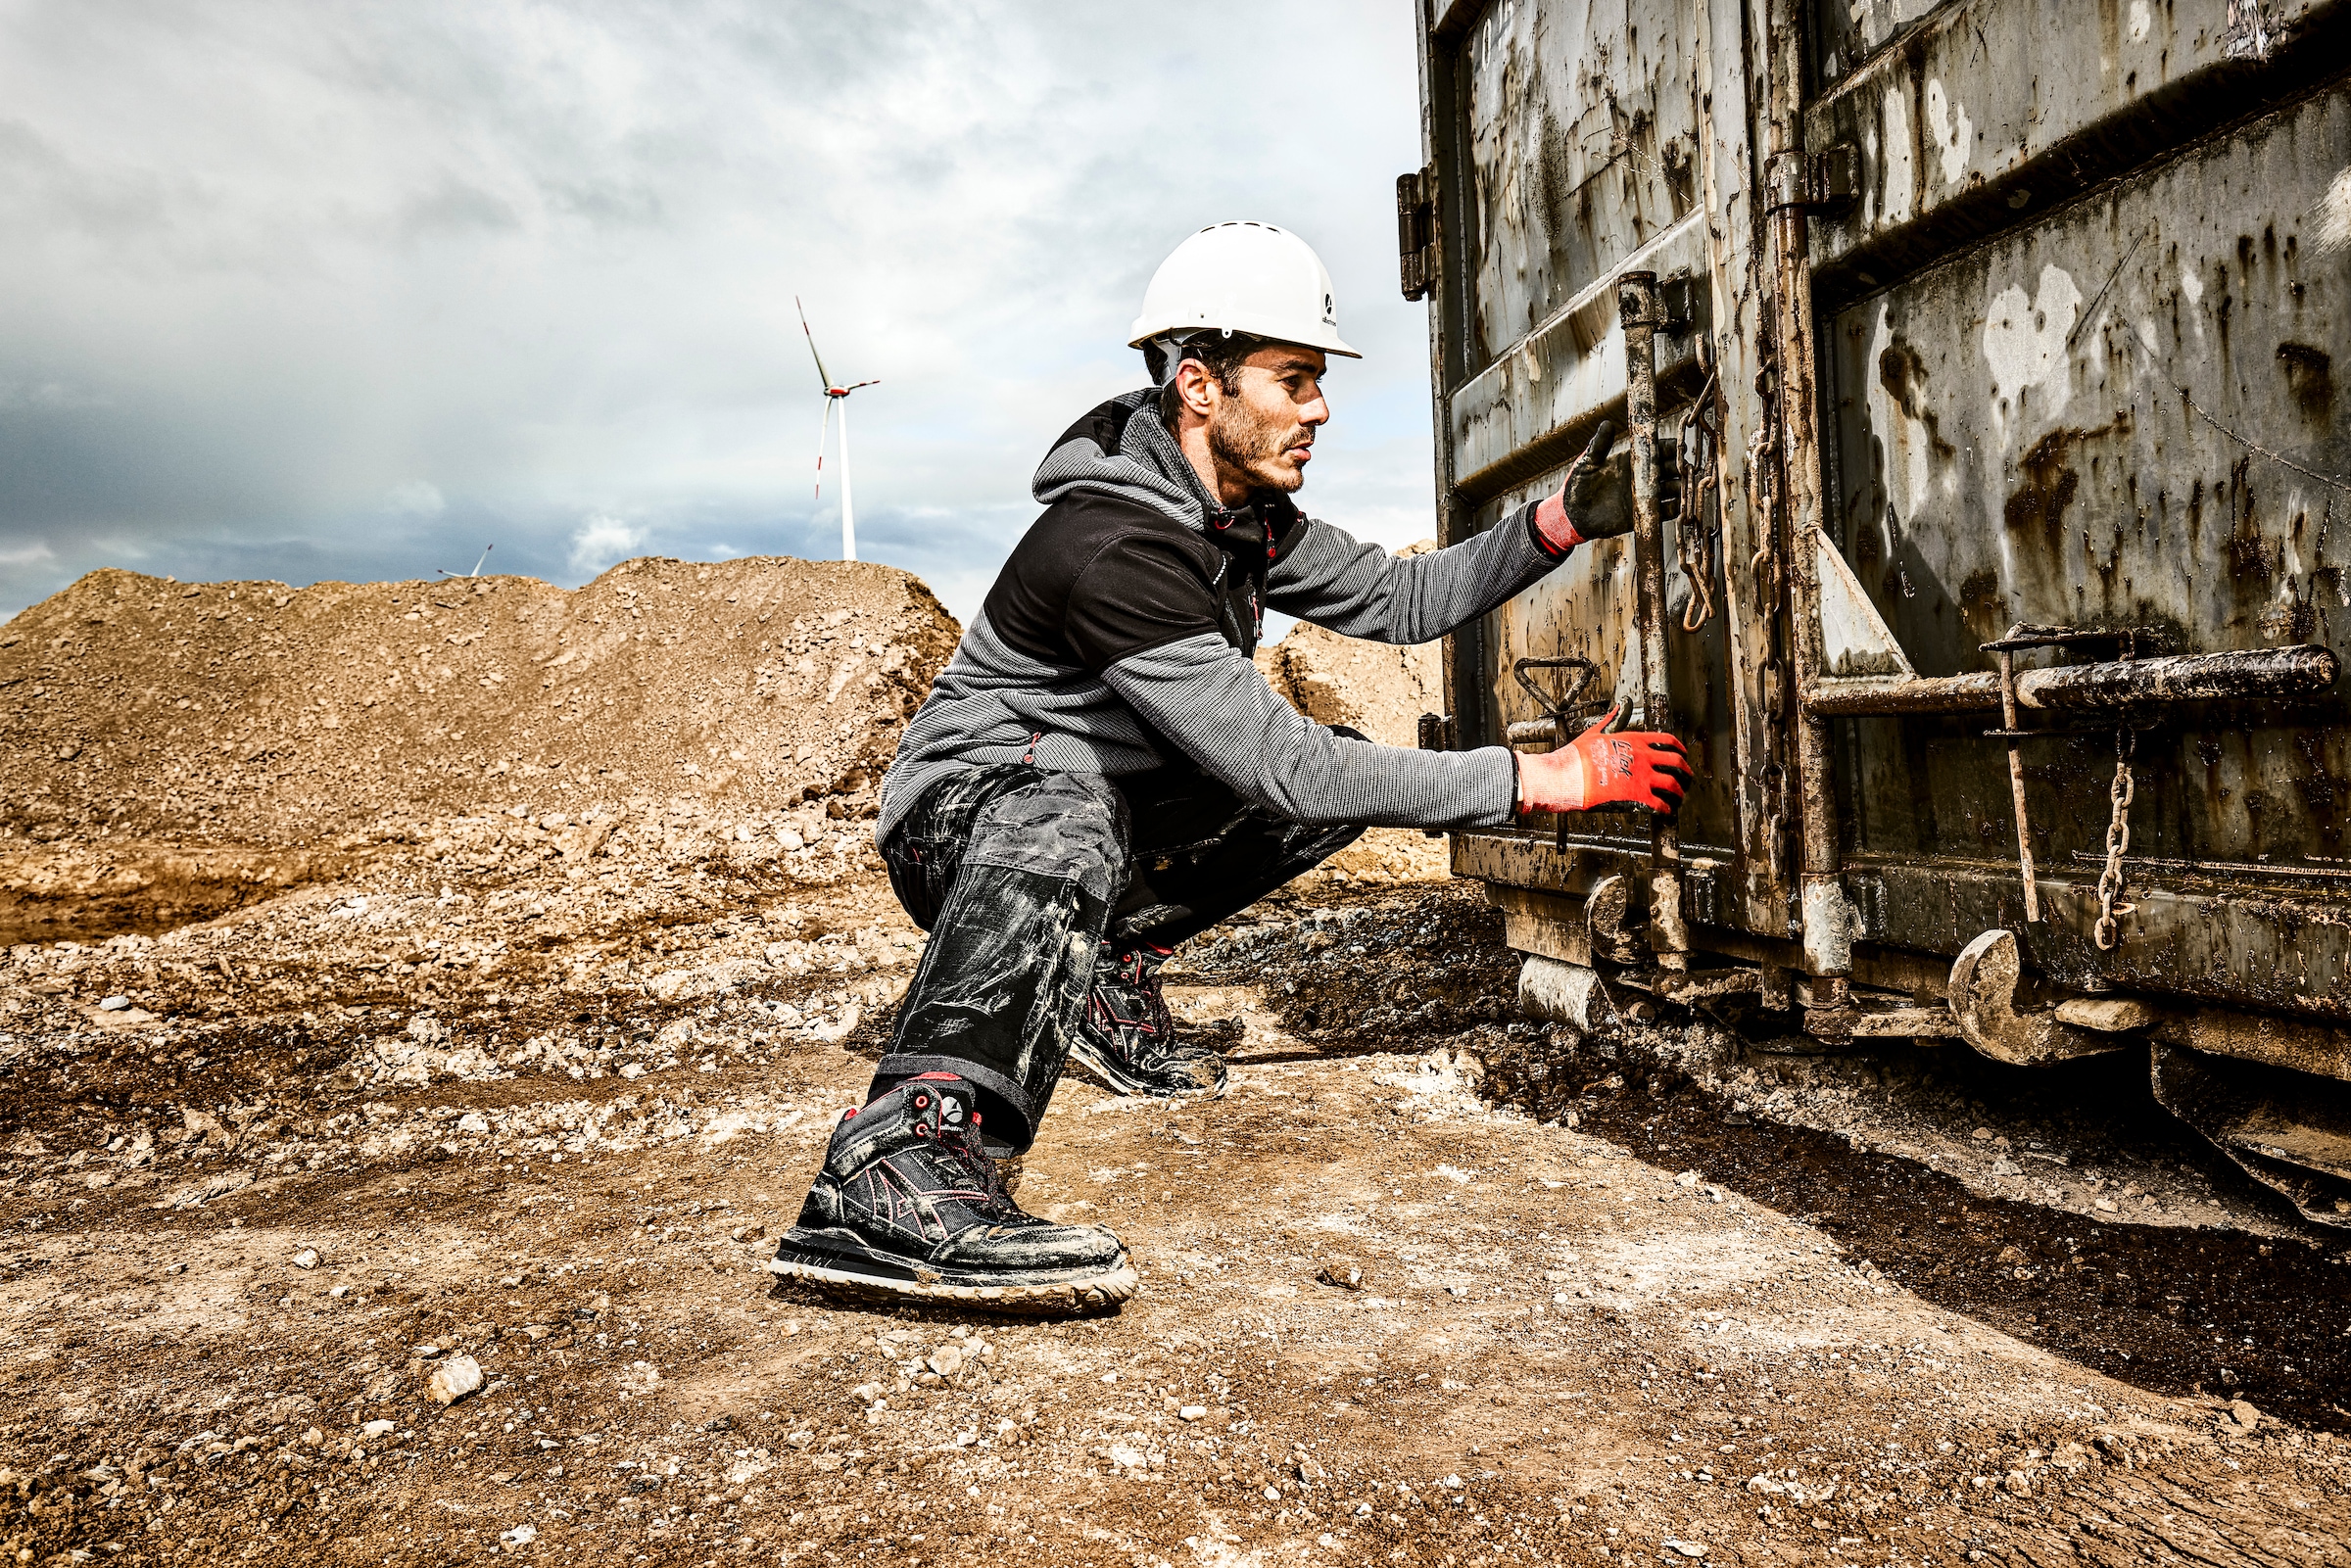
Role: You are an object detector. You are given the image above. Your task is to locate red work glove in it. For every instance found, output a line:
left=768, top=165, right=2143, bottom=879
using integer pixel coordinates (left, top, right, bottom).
left=1515, top=706, right=1692, bottom=815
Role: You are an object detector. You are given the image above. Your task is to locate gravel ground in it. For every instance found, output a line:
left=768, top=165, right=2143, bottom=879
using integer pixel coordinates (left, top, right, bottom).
left=0, top=841, right=2346, bottom=1566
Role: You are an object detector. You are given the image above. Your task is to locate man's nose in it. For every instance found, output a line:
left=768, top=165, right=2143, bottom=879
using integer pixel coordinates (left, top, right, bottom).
left=1300, top=393, right=1330, bottom=428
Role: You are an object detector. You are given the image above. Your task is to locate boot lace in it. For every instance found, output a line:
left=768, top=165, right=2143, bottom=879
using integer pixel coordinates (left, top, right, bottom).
left=933, top=1116, right=1024, bottom=1222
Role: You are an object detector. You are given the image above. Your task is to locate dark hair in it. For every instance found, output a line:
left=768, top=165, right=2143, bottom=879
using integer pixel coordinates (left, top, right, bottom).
left=1145, top=331, right=1269, bottom=426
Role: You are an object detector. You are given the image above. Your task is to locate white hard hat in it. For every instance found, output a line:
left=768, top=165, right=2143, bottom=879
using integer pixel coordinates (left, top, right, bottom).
left=1128, top=221, right=1360, bottom=359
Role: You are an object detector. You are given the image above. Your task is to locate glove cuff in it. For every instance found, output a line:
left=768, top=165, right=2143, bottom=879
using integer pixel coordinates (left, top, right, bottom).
left=1527, top=492, right=1586, bottom=559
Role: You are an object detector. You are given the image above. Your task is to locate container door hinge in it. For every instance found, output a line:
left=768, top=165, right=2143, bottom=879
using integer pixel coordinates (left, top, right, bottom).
left=1764, top=144, right=1859, bottom=217
left=1397, top=166, right=1439, bottom=301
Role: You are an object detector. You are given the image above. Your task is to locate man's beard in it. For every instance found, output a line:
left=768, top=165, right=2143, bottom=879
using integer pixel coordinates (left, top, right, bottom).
left=1207, top=398, right=1309, bottom=494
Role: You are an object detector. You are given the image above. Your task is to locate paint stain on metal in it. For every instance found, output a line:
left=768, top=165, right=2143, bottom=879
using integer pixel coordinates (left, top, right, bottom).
left=1876, top=339, right=1958, bottom=459
left=2277, top=341, right=2336, bottom=424
left=2002, top=416, right=2132, bottom=546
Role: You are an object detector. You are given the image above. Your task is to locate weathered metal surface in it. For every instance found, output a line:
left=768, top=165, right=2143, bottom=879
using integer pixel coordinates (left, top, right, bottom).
left=1415, top=0, right=2351, bottom=1056
left=1458, top=0, right=1706, bottom=373
left=1621, top=272, right=1692, bottom=973
left=1847, top=1004, right=1963, bottom=1037
left=2054, top=996, right=2164, bottom=1031
left=1802, top=644, right=2340, bottom=715
left=1807, top=0, right=2345, bottom=298
left=1947, top=927, right=2122, bottom=1064
left=2150, top=1041, right=2351, bottom=1225
left=1519, top=953, right=1618, bottom=1029
left=2162, top=1008, right=2351, bottom=1080
left=1487, top=882, right=1593, bottom=966
left=1825, top=79, right=2351, bottom=877
left=1846, top=858, right=2351, bottom=1020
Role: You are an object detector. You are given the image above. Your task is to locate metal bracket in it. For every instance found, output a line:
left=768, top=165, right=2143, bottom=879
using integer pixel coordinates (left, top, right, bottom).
left=1762, top=145, right=1859, bottom=217
left=1585, top=873, right=1647, bottom=966
left=1983, top=624, right=2161, bottom=923
left=1397, top=166, right=1439, bottom=302
left=1947, top=929, right=2121, bottom=1066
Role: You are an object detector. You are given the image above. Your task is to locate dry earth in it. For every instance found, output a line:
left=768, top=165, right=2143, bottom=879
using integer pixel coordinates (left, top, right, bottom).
left=0, top=563, right=2346, bottom=1568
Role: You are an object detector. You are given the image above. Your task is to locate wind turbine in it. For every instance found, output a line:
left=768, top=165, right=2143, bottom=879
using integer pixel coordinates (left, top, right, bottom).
left=797, top=298, right=879, bottom=562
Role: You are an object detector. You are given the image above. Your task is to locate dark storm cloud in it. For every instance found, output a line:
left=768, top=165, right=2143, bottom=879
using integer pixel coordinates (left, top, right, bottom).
left=0, top=2, right=1433, bottom=622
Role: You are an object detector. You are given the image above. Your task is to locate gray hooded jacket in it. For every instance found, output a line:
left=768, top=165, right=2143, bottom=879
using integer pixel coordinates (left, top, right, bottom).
left=876, top=390, right=1570, bottom=843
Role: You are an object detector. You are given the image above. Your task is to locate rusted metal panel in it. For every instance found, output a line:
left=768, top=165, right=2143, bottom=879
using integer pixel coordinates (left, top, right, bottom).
left=1807, top=0, right=2351, bottom=303
left=1458, top=0, right=1708, bottom=372
left=1414, top=0, right=2351, bottom=1041
left=1824, top=79, right=2351, bottom=875
left=1811, top=0, right=2332, bottom=244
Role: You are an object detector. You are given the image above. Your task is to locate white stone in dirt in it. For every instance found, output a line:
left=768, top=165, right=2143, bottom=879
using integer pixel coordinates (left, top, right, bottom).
left=292, top=1249, right=319, bottom=1269
left=850, top=1382, right=887, bottom=1404
left=1663, top=1542, right=1708, bottom=1558
left=99, top=995, right=129, bottom=1011
left=926, top=1345, right=965, bottom=1378
left=360, top=1420, right=396, bottom=1438
left=501, top=1524, right=537, bottom=1546
left=1179, top=1405, right=1207, bottom=1421
left=427, top=1354, right=484, bottom=1406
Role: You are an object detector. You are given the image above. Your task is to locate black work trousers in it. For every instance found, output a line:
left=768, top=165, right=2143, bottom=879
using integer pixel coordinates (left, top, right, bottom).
left=872, top=755, right=1367, bottom=1153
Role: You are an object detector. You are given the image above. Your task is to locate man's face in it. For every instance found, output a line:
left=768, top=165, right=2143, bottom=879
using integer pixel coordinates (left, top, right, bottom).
left=1204, top=346, right=1329, bottom=494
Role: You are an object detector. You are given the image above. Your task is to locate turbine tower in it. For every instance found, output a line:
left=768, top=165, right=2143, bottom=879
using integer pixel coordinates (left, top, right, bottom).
left=797, top=298, right=879, bottom=562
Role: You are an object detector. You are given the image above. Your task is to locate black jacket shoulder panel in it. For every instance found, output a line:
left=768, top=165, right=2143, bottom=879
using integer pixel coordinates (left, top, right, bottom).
left=1046, top=396, right=1142, bottom=460
left=984, top=493, right=1228, bottom=676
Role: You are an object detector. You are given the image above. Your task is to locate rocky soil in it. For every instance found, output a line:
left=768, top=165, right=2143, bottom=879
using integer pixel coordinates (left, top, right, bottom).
left=0, top=562, right=2346, bottom=1567
left=0, top=558, right=956, bottom=943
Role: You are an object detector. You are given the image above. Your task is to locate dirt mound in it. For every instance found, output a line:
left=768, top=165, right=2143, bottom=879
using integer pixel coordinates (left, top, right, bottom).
left=0, top=556, right=957, bottom=847
left=1256, top=547, right=1452, bottom=884
left=0, top=556, right=957, bottom=934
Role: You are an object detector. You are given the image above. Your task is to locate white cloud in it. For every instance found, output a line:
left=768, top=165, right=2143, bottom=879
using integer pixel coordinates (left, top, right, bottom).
left=0, top=2, right=1431, bottom=623
left=568, top=513, right=648, bottom=576
left=0, top=380, right=112, bottom=410
left=384, top=480, right=446, bottom=517
left=0, top=542, right=56, bottom=568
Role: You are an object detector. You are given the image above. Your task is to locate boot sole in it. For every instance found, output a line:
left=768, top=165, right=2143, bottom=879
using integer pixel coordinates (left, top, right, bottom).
left=1065, top=1038, right=1229, bottom=1101
left=765, top=1234, right=1139, bottom=1315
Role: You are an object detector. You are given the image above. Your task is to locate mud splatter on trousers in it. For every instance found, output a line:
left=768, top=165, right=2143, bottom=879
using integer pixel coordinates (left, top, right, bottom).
left=870, top=755, right=1367, bottom=1150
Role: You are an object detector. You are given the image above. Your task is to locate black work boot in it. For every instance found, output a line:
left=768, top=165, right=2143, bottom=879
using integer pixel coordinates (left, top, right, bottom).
left=768, top=1073, right=1136, bottom=1312
left=1067, top=943, right=1229, bottom=1099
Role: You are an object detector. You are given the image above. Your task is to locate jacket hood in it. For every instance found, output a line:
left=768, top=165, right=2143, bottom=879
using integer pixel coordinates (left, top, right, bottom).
left=1031, top=390, right=1212, bottom=528
left=1031, top=390, right=1305, bottom=545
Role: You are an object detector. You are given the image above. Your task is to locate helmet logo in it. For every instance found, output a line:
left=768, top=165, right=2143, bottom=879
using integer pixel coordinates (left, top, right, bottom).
left=1322, top=292, right=1336, bottom=325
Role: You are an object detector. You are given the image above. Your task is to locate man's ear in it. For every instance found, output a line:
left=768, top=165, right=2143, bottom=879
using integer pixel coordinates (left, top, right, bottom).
left=1170, top=357, right=1219, bottom=422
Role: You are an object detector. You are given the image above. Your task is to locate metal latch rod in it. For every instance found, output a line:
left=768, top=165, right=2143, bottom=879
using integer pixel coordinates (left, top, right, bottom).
left=1804, top=643, right=2336, bottom=717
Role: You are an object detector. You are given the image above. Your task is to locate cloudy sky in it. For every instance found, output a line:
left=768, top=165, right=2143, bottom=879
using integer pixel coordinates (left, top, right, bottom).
left=0, top=2, right=1437, bottom=626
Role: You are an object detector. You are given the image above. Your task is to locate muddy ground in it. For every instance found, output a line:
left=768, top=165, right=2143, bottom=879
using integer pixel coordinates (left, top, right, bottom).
left=1, top=836, right=2347, bottom=1568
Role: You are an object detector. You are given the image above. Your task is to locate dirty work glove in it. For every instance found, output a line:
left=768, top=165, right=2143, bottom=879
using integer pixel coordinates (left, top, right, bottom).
left=1514, top=705, right=1692, bottom=816
left=1528, top=421, right=1683, bottom=554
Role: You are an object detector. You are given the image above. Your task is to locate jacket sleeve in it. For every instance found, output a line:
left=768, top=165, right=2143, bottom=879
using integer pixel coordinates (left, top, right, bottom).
left=1264, top=502, right=1560, bottom=645
left=1099, top=633, right=1519, bottom=829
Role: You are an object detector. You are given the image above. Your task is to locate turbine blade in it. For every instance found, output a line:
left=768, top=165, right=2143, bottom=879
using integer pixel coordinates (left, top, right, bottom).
left=841, top=378, right=880, bottom=393
left=813, top=395, right=834, bottom=500
left=794, top=296, right=834, bottom=392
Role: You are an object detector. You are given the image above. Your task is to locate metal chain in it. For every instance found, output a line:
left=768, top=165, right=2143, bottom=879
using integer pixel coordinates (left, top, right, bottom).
left=1677, top=351, right=1722, bottom=634
left=2093, top=724, right=2136, bottom=951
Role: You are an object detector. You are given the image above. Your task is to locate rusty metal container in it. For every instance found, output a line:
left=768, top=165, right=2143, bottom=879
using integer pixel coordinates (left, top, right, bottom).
left=1403, top=0, right=2351, bottom=1220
